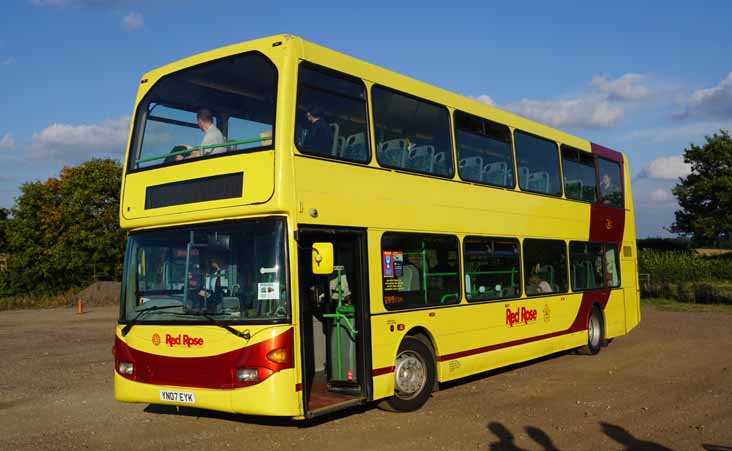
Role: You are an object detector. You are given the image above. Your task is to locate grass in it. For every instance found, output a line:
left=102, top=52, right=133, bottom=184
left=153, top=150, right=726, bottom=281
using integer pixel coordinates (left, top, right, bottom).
left=641, top=297, right=732, bottom=314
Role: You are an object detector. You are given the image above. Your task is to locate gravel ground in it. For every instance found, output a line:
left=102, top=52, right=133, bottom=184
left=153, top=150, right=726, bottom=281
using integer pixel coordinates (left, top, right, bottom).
left=0, top=305, right=730, bottom=451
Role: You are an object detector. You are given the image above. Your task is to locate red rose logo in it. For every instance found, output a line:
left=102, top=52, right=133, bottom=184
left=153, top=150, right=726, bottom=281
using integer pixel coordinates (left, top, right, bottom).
left=152, top=333, right=161, bottom=346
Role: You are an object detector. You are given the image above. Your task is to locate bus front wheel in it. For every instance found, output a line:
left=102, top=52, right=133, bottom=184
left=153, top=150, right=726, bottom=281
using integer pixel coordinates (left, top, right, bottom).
left=381, top=337, right=436, bottom=412
left=578, top=306, right=604, bottom=355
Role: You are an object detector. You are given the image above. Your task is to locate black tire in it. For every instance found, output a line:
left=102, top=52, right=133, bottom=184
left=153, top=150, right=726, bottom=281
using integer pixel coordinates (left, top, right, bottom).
left=578, top=306, right=604, bottom=355
left=380, top=336, right=436, bottom=412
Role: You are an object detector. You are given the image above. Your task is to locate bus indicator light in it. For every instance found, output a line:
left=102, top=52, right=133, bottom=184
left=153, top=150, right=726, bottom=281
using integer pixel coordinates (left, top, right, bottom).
left=267, top=348, right=288, bottom=364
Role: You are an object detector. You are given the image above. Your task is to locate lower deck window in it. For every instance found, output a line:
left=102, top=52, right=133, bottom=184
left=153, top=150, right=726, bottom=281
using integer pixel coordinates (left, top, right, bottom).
left=605, top=243, right=621, bottom=287
left=523, top=239, right=568, bottom=295
left=570, top=241, right=604, bottom=290
left=381, top=233, right=460, bottom=309
left=463, top=236, right=521, bottom=301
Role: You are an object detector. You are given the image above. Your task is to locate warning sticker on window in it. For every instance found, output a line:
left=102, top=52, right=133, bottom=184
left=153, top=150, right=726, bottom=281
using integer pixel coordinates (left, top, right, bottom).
left=383, top=251, right=395, bottom=278
left=393, top=251, right=403, bottom=278
left=385, top=278, right=403, bottom=291
left=258, top=282, right=279, bottom=300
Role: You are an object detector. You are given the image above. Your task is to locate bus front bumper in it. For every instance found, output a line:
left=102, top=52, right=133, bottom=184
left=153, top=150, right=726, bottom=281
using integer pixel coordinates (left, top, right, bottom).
left=114, top=368, right=301, bottom=417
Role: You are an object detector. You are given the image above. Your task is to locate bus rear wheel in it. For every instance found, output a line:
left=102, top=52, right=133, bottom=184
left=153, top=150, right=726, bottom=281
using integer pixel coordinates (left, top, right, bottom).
left=381, top=337, right=435, bottom=412
left=578, top=306, right=604, bottom=355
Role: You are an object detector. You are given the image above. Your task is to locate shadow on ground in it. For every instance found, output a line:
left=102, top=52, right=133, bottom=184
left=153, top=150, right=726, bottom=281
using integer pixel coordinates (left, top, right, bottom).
left=485, top=420, right=675, bottom=451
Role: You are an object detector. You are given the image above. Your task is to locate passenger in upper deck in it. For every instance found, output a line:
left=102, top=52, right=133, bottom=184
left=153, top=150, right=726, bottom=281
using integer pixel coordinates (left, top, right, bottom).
left=301, top=107, right=332, bottom=153
left=176, top=108, right=226, bottom=160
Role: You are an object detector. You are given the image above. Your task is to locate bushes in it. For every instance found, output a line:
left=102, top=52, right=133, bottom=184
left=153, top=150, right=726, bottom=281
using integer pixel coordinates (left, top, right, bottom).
left=638, top=250, right=732, bottom=283
left=694, top=284, right=732, bottom=304
left=640, top=281, right=732, bottom=305
left=638, top=249, right=732, bottom=304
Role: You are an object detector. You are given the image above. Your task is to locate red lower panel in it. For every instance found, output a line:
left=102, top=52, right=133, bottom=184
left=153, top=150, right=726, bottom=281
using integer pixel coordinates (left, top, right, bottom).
left=371, top=291, right=611, bottom=375
left=115, top=328, right=293, bottom=389
left=438, top=291, right=610, bottom=362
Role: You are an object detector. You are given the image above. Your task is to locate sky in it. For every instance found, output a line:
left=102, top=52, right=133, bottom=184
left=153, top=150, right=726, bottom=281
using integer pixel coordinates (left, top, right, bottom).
left=1, top=0, right=731, bottom=237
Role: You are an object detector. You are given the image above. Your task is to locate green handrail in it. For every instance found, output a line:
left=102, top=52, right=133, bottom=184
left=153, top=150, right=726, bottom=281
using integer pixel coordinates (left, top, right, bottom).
left=135, top=136, right=270, bottom=164
left=440, top=293, right=459, bottom=304
left=466, top=268, right=518, bottom=288
left=403, top=249, right=460, bottom=304
left=323, top=311, right=358, bottom=336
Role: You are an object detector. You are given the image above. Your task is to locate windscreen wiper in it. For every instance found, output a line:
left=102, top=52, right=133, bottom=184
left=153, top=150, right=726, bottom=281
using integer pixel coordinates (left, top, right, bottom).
left=177, top=311, right=251, bottom=341
left=121, top=304, right=183, bottom=337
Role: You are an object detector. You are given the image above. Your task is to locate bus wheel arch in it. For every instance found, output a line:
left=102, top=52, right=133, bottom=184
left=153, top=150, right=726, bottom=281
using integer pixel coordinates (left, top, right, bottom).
left=379, top=334, right=437, bottom=412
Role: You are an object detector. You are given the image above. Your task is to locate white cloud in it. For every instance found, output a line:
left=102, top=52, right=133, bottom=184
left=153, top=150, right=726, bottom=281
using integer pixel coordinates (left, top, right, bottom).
left=592, top=73, right=651, bottom=100
left=30, top=117, right=130, bottom=163
left=121, top=11, right=143, bottom=30
left=471, top=72, right=660, bottom=130
left=474, top=95, right=495, bottom=106
left=1, top=57, right=15, bottom=65
left=0, top=133, right=15, bottom=150
left=648, top=188, right=676, bottom=204
left=625, top=120, right=732, bottom=144
left=682, top=72, right=732, bottom=119
left=638, top=155, right=691, bottom=180
left=504, top=95, right=623, bottom=128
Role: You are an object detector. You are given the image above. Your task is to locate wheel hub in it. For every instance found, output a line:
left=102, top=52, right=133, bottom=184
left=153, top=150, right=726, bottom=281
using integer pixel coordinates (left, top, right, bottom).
left=394, top=350, right=426, bottom=399
left=589, top=314, right=601, bottom=346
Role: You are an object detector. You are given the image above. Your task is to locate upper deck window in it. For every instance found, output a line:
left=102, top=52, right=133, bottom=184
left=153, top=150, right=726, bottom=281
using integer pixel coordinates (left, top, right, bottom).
left=515, top=131, right=562, bottom=197
left=454, top=111, right=515, bottom=188
left=128, top=52, right=277, bottom=171
left=372, top=86, right=454, bottom=178
left=562, top=145, right=597, bottom=203
left=597, top=158, right=624, bottom=208
left=295, top=64, right=370, bottom=163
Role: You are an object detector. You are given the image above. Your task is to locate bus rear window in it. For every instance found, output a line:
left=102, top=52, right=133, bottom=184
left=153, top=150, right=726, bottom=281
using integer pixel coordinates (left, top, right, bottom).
left=129, top=52, right=277, bottom=171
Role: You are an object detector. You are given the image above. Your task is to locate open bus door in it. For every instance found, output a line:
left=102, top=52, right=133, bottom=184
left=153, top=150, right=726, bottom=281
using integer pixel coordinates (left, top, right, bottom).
left=296, top=227, right=371, bottom=418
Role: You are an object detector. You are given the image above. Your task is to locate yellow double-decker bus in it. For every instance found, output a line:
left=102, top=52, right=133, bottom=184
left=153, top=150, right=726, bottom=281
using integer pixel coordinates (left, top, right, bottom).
left=114, top=35, right=640, bottom=418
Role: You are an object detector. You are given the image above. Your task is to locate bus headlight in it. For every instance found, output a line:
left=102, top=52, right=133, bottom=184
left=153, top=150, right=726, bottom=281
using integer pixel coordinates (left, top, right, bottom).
left=236, top=368, right=259, bottom=382
left=118, top=361, right=134, bottom=375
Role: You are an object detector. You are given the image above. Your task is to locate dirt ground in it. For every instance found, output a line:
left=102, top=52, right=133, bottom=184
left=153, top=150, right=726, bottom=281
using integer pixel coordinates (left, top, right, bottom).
left=1, top=305, right=730, bottom=451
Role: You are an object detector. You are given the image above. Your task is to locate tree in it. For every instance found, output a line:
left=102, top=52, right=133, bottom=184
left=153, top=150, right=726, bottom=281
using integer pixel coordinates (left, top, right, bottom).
left=0, top=207, right=9, bottom=249
left=671, top=130, right=732, bottom=246
left=0, top=159, right=126, bottom=295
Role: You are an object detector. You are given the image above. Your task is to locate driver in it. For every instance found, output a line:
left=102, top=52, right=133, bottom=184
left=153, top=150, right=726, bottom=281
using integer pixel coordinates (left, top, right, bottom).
left=197, top=256, right=227, bottom=313
left=177, top=108, right=226, bottom=160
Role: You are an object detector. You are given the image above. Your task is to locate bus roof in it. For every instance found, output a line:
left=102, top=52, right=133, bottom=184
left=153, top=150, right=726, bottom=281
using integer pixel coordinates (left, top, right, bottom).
left=140, top=34, right=621, bottom=157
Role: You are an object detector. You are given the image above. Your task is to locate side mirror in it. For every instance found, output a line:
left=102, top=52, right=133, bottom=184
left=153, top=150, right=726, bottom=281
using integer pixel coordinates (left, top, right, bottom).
left=312, top=242, right=334, bottom=275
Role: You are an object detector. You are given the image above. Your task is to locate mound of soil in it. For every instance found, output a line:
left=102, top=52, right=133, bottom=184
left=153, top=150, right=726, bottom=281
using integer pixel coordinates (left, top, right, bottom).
left=75, top=281, right=121, bottom=307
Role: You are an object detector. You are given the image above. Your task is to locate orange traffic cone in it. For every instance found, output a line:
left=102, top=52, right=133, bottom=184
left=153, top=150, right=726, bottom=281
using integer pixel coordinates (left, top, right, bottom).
left=77, top=298, right=84, bottom=314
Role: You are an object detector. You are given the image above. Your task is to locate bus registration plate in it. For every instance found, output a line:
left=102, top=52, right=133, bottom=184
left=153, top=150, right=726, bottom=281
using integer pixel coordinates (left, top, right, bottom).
left=160, top=390, right=195, bottom=404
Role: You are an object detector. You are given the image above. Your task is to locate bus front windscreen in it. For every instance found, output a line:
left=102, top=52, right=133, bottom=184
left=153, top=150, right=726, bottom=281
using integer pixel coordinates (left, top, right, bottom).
left=129, top=52, right=277, bottom=170
left=121, top=218, right=289, bottom=324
